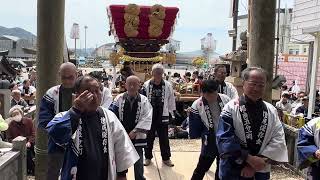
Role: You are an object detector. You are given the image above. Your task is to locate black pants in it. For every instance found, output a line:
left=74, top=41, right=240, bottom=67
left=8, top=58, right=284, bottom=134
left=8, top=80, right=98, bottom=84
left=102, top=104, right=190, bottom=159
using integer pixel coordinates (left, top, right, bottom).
left=145, top=123, right=171, bottom=161
left=191, top=155, right=220, bottom=180
left=134, top=147, right=145, bottom=180
left=310, top=164, right=320, bottom=180
left=27, top=146, right=35, bottom=175
left=47, top=152, right=64, bottom=180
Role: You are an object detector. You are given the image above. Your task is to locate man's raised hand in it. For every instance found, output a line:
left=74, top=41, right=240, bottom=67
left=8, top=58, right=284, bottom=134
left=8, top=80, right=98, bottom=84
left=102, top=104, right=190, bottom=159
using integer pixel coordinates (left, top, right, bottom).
left=73, top=90, right=94, bottom=112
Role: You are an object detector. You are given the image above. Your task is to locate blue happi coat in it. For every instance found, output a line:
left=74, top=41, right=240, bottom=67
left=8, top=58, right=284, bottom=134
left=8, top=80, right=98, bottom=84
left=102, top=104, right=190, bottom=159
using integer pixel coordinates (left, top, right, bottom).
left=216, top=97, right=288, bottom=180
left=189, top=94, right=230, bottom=158
left=297, top=117, right=320, bottom=179
left=46, top=107, right=139, bottom=180
left=38, top=85, right=65, bottom=154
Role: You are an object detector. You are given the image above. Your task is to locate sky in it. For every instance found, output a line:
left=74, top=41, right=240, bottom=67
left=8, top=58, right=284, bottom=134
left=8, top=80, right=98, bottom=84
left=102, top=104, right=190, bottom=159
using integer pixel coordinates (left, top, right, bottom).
left=1, top=0, right=294, bottom=54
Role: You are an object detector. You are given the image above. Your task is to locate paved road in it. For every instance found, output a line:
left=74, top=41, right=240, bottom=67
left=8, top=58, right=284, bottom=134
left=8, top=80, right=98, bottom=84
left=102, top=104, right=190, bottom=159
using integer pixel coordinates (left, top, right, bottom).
left=27, top=139, right=303, bottom=180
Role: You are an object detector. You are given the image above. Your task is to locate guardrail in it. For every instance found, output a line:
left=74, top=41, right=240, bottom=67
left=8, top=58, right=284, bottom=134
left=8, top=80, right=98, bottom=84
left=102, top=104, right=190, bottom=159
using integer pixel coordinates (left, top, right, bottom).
left=283, top=123, right=308, bottom=178
left=0, top=136, right=27, bottom=180
left=283, top=124, right=299, bottom=167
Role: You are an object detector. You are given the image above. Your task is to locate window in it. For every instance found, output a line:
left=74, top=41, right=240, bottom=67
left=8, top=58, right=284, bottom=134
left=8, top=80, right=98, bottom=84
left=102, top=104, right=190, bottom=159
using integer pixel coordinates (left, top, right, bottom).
left=289, top=49, right=299, bottom=55
left=289, top=49, right=294, bottom=55
left=12, top=41, right=17, bottom=49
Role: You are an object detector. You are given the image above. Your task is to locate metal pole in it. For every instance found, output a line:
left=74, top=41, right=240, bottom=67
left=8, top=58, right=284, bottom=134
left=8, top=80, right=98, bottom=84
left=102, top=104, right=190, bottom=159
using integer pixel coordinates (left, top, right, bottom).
left=306, top=41, right=314, bottom=93
left=85, top=26, right=87, bottom=57
left=275, top=0, right=281, bottom=77
left=308, top=35, right=320, bottom=119
left=232, top=0, right=239, bottom=51
left=75, top=38, right=77, bottom=60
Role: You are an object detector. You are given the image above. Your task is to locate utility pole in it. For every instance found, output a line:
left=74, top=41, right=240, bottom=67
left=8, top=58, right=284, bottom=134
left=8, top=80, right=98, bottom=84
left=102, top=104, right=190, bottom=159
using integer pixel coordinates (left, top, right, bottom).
left=303, top=27, right=320, bottom=119
left=308, top=37, right=319, bottom=118
left=248, top=0, right=277, bottom=102
left=306, top=42, right=314, bottom=93
left=36, top=0, right=65, bottom=179
left=85, top=26, right=88, bottom=57
left=75, top=38, right=77, bottom=59
left=275, top=0, right=281, bottom=77
left=232, top=0, right=239, bottom=51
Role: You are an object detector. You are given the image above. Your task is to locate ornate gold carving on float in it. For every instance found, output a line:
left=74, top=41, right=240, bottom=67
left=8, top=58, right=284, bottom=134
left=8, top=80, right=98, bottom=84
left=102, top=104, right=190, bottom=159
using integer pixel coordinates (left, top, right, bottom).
left=121, top=55, right=163, bottom=62
left=109, top=52, right=121, bottom=67
left=124, top=4, right=140, bottom=37
left=108, top=4, right=179, bottom=82
left=148, top=4, right=165, bottom=37
left=164, top=53, right=176, bottom=65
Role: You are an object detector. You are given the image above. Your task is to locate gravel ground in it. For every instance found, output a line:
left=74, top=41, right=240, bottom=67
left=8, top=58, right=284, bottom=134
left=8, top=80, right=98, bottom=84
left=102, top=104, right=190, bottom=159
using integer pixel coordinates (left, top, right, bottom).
left=271, top=165, right=304, bottom=180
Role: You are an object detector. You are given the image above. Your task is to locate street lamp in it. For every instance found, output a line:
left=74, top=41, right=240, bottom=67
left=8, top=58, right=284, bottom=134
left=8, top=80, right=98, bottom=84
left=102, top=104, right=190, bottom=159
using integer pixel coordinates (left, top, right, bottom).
left=228, top=29, right=236, bottom=37
left=201, top=33, right=216, bottom=68
left=84, top=25, right=88, bottom=57
left=70, top=23, right=80, bottom=60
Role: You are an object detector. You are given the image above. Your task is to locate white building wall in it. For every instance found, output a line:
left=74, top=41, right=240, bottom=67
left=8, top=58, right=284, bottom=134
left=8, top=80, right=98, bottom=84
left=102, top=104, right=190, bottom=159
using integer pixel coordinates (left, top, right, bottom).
left=279, top=9, right=292, bottom=54
left=166, top=39, right=181, bottom=52
left=94, top=43, right=115, bottom=57
left=291, top=0, right=320, bottom=42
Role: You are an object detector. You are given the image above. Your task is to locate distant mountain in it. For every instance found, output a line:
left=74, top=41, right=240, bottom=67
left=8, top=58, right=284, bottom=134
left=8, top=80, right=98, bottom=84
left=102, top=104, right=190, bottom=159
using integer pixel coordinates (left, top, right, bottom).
left=0, top=26, right=36, bottom=41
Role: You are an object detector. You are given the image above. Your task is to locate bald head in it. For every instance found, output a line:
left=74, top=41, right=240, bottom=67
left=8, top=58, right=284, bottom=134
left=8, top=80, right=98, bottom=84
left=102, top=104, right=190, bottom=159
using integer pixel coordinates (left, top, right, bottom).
left=126, top=75, right=140, bottom=84
left=59, top=62, right=77, bottom=73
left=59, top=62, right=77, bottom=88
left=125, top=75, right=141, bottom=97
